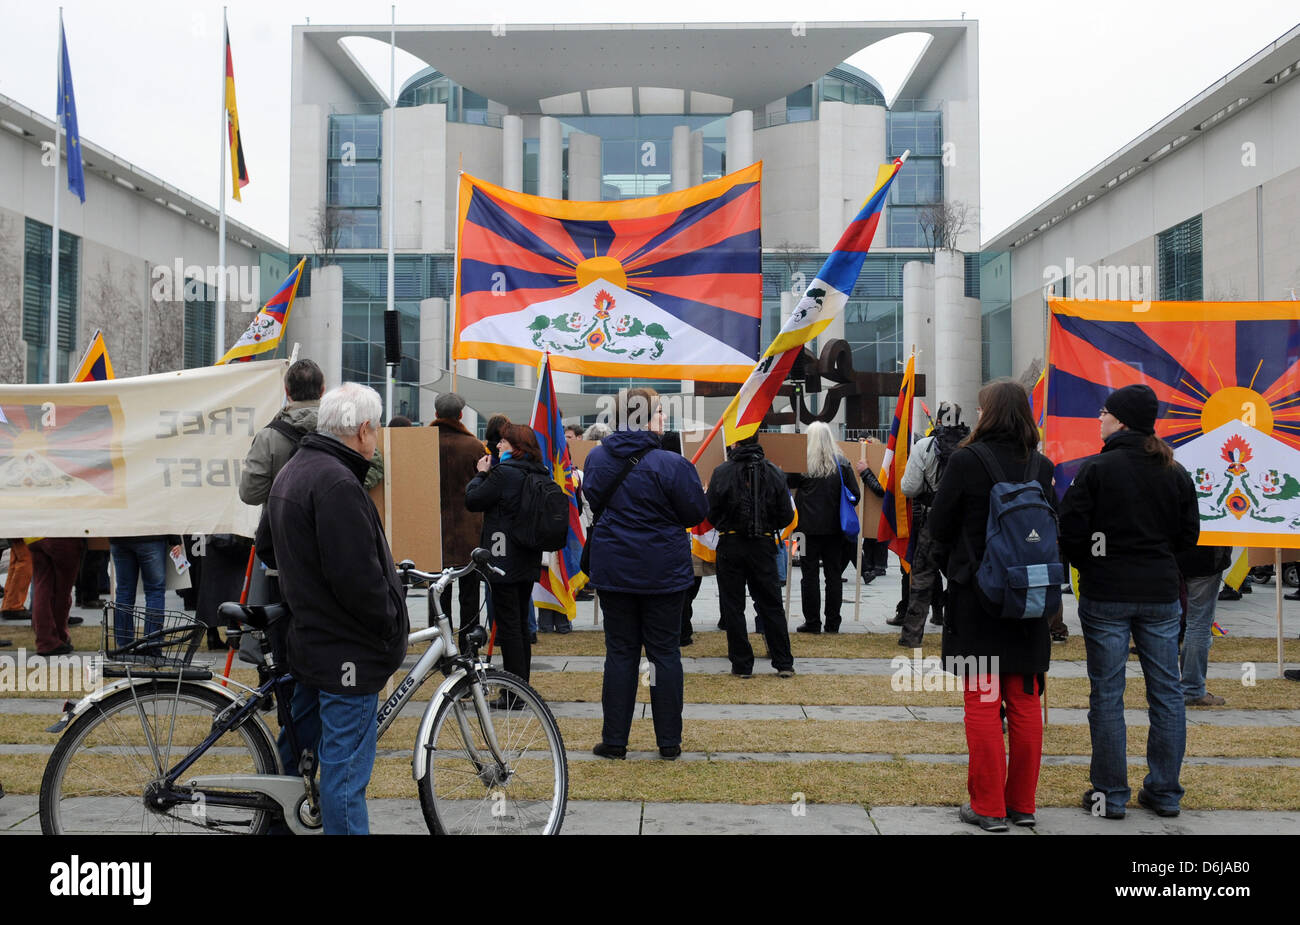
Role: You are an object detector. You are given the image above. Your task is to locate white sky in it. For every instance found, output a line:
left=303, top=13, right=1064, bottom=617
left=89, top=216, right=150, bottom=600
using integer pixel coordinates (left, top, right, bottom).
left=1, top=0, right=1296, bottom=248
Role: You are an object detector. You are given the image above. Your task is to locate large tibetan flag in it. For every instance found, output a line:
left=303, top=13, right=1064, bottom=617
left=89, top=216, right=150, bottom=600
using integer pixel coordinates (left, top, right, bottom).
left=877, top=352, right=916, bottom=568
left=71, top=330, right=114, bottom=382
left=454, top=165, right=762, bottom=381
left=57, top=20, right=85, bottom=203
left=1046, top=298, right=1300, bottom=548
left=719, top=153, right=907, bottom=445
left=217, top=259, right=304, bottom=365
left=224, top=23, right=250, bottom=201
left=531, top=353, right=587, bottom=620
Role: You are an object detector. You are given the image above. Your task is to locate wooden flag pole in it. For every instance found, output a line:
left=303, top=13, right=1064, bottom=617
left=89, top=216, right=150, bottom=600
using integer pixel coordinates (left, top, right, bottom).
left=451, top=154, right=463, bottom=393
left=690, top=411, right=727, bottom=465
left=853, top=438, right=866, bottom=623
left=1277, top=547, right=1285, bottom=676
left=783, top=537, right=795, bottom=622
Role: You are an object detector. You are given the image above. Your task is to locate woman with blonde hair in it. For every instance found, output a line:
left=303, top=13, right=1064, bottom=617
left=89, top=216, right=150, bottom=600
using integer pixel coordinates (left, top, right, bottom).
left=788, top=421, right=859, bottom=634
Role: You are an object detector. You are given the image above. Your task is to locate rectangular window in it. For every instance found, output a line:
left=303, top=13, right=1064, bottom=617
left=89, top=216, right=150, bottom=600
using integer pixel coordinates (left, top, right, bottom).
left=886, top=205, right=924, bottom=248
left=889, top=157, right=942, bottom=205
left=337, top=209, right=381, bottom=249
left=327, top=161, right=381, bottom=208
left=183, top=279, right=216, bottom=368
left=1157, top=215, right=1203, bottom=300
left=887, top=110, right=942, bottom=157
left=22, top=218, right=79, bottom=383
left=328, top=114, right=381, bottom=159
left=327, top=114, right=382, bottom=248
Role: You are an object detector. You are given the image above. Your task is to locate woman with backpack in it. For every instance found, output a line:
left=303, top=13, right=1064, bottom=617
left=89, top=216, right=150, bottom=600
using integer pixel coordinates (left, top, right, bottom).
left=465, top=423, right=547, bottom=690
left=927, top=379, right=1057, bottom=832
left=789, top=421, right=860, bottom=634
left=1059, top=384, right=1199, bottom=820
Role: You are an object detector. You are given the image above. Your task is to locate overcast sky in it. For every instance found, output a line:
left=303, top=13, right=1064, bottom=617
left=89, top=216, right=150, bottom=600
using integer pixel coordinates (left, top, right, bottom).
left=1, top=0, right=1296, bottom=248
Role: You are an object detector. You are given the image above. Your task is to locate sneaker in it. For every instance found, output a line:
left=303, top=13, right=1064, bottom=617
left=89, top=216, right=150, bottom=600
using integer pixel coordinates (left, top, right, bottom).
left=1185, top=692, right=1225, bottom=706
left=1082, top=788, right=1125, bottom=819
left=1050, top=630, right=1068, bottom=643
left=659, top=745, right=681, bottom=760
left=795, top=622, right=821, bottom=634
left=777, top=668, right=795, bottom=678
left=593, top=742, right=627, bottom=760
left=958, top=803, right=1008, bottom=832
left=1137, top=788, right=1180, bottom=817
left=731, top=670, right=753, bottom=679
left=1007, top=810, right=1036, bottom=827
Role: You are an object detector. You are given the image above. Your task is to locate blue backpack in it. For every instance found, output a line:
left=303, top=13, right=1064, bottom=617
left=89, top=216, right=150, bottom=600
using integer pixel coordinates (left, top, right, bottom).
left=968, top=444, right=1064, bottom=621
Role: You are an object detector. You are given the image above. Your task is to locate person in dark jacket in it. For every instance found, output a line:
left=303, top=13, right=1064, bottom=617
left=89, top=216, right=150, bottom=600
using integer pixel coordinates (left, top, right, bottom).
left=709, top=435, right=797, bottom=678
left=255, top=382, right=408, bottom=835
left=788, top=421, right=859, bottom=633
left=429, top=392, right=488, bottom=636
left=1059, top=383, right=1199, bottom=820
left=928, top=379, right=1055, bottom=832
left=583, top=388, right=708, bottom=759
left=1177, top=543, right=1231, bottom=706
left=465, top=422, right=545, bottom=687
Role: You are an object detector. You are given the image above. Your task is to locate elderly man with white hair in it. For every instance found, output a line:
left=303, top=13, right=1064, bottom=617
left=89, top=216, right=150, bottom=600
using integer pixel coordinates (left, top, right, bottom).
left=255, top=382, right=409, bottom=835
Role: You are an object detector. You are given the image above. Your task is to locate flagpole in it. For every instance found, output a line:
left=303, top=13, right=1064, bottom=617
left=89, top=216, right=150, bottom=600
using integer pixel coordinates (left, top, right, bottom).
left=385, top=4, right=396, bottom=419
left=49, top=8, right=63, bottom=384
left=451, top=153, right=463, bottom=393
left=216, top=6, right=228, bottom=363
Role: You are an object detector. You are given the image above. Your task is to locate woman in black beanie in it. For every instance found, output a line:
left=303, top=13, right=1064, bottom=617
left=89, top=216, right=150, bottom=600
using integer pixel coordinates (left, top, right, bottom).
left=1058, top=383, right=1200, bottom=820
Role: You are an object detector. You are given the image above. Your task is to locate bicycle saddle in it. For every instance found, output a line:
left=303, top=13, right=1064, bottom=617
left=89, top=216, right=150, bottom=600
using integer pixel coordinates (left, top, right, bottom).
left=217, top=601, right=290, bottom=630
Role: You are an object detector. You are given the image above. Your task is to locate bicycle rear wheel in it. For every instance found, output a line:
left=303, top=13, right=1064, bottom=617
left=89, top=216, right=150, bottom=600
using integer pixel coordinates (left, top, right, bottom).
left=40, top=681, right=278, bottom=835
left=418, top=668, right=567, bottom=835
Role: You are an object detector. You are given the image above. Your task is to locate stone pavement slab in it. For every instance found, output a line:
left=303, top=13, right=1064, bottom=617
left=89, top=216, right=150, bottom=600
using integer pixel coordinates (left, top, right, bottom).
left=639, top=800, right=877, bottom=835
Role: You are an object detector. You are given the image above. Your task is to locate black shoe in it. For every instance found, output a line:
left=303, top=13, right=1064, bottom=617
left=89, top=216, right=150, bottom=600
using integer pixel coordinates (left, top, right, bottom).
left=556, top=622, right=572, bottom=635
left=958, top=803, right=1008, bottom=832
left=1051, top=631, right=1068, bottom=643
left=1137, top=788, right=1180, bottom=817
left=1, top=609, right=31, bottom=621
left=884, top=614, right=905, bottom=627
left=0, top=639, right=11, bottom=647
left=593, top=742, right=627, bottom=760
left=67, top=616, right=84, bottom=626
left=795, top=622, right=821, bottom=634
left=1240, top=582, right=1252, bottom=594
left=731, top=670, right=753, bottom=679
left=680, top=636, right=693, bottom=647
left=659, top=745, right=681, bottom=760
left=928, top=615, right=943, bottom=626
left=777, top=668, right=795, bottom=678
left=37, top=643, right=74, bottom=657
left=529, top=632, right=538, bottom=644
left=1082, top=789, right=1125, bottom=819
left=1286, top=590, right=1300, bottom=601
left=824, top=624, right=840, bottom=634
left=1007, top=810, right=1036, bottom=827
left=1218, top=587, right=1242, bottom=601
left=1284, top=669, right=1300, bottom=682
left=860, top=572, right=876, bottom=585
left=898, top=637, right=922, bottom=648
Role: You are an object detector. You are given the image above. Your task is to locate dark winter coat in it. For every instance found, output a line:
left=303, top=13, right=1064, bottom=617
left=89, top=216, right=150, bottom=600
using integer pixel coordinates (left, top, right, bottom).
left=708, top=442, right=795, bottom=537
left=927, top=438, right=1056, bottom=677
left=789, top=460, right=860, bottom=536
left=582, top=429, right=709, bottom=594
left=1059, top=430, right=1200, bottom=602
left=464, top=455, right=546, bottom=584
left=255, top=433, right=408, bottom=696
left=430, top=417, right=487, bottom=568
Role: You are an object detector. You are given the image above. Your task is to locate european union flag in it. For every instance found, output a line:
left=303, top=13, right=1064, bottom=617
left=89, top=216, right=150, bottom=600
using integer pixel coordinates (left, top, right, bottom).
left=57, top=22, right=85, bottom=203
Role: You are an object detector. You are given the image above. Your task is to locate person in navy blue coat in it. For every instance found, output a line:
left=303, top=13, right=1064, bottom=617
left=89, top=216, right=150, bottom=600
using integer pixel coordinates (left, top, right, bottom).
left=583, top=388, right=708, bottom=760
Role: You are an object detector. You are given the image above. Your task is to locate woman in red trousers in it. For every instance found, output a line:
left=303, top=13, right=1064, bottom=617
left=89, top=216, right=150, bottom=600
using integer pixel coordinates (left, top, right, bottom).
left=927, top=380, right=1055, bottom=831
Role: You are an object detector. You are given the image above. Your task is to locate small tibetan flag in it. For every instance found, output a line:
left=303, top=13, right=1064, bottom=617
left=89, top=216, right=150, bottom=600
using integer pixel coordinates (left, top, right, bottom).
left=877, top=352, right=916, bottom=570
left=71, top=329, right=114, bottom=382
left=225, top=23, right=250, bottom=200
left=530, top=353, right=587, bottom=620
left=217, top=259, right=304, bottom=364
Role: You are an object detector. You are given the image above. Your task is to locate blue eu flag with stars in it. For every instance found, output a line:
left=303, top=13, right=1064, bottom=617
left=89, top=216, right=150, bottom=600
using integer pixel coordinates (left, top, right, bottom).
left=57, top=22, right=85, bottom=203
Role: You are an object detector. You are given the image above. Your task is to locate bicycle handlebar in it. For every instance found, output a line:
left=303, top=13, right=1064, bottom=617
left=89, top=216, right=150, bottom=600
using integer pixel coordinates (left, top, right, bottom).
left=397, top=547, right=504, bottom=585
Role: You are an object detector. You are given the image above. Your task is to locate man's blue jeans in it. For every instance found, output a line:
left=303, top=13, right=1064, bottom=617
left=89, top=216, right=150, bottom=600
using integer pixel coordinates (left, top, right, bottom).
left=1180, top=573, right=1223, bottom=701
left=1079, top=596, right=1185, bottom=815
left=110, top=539, right=167, bottom=649
left=288, top=685, right=378, bottom=834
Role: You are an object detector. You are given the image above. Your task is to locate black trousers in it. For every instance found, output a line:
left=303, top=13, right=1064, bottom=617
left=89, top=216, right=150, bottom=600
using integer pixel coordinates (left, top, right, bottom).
left=799, top=533, right=844, bottom=630
left=680, top=575, right=703, bottom=643
left=438, top=575, right=482, bottom=634
left=600, top=589, right=686, bottom=748
left=488, top=580, right=532, bottom=682
left=717, top=535, right=793, bottom=674
left=75, top=548, right=109, bottom=604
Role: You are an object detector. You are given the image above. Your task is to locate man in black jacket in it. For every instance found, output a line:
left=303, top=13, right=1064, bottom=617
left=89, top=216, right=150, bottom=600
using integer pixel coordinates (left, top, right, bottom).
left=255, top=382, right=408, bottom=835
left=707, top=436, right=796, bottom=678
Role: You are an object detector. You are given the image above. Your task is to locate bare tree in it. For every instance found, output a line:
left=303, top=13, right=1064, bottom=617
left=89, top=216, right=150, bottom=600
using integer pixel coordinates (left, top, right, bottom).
left=918, top=199, right=976, bottom=255
left=0, top=214, right=25, bottom=382
left=772, top=239, right=813, bottom=294
left=309, top=206, right=356, bottom=265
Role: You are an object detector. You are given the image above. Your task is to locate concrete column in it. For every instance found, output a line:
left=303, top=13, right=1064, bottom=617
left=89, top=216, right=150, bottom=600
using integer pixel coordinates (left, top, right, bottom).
left=903, top=260, right=936, bottom=424
left=689, top=130, right=704, bottom=186
left=671, top=125, right=690, bottom=192
left=956, top=296, right=983, bottom=417
left=539, top=116, right=562, bottom=199
left=725, top=110, right=754, bottom=172
left=567, top=131, right=602, bottom=201
left=502, top=114, right=523, bottom=191
left=933, top=250, right=969, bottom=417
left=419, top=296, right=446, bottom=425
left=298, top=265, right=343, bottom=390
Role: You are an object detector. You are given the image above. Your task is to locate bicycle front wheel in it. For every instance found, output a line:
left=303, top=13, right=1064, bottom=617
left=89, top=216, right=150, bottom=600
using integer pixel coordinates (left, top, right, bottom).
left=418, top=668, right=567, bottom=835
left=40, top=681, right=278, bottom=835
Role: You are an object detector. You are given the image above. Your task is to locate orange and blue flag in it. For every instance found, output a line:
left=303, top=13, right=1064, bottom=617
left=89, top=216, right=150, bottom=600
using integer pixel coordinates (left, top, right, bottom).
left=877, top=352, right=916, bottom=570
left=71, top=329, right=114, bottom=382
left=531, top=353, right=587, bottom=620
left=454, top=166, right=762, bottom=382
left=217, top=259, right=304, bottom=365
left=720, top=153, right=907, bottom=445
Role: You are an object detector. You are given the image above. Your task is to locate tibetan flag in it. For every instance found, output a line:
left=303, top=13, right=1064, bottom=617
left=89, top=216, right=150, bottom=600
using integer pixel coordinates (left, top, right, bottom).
left=1030, top=369, right=1046, bottom=434
left=217, top=259, right=304, bottom=365
left=877, top=352, right=916, bottom=569
left=454, top=165, right=762, bottom=381
left=71, top=330, right=114, bottom=382
left=690, top=518, right=719, bottom=563
left=719, top=153, right=907, bottom=445
left=531, top=353, right=587, bottom=620
left=224, top=23, right=250, bottom=201
left=1222, top=548, right=1250, bottom=591
left=57, top=21, right=85, bottom=203
left=1211, top=621, right=1227, bottom=637
left=1045, top=298, right=1300, bottom=548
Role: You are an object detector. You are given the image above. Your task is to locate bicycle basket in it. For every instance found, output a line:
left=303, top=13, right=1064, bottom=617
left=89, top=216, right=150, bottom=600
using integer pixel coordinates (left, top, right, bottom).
left=101, top=605, right=205, bottom=670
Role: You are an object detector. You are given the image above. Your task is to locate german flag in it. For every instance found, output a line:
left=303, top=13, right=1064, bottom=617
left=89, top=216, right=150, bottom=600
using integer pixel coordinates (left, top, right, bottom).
left=71, top=330, right=114, bottom=382
left=225, top=24, right=249, bottom=201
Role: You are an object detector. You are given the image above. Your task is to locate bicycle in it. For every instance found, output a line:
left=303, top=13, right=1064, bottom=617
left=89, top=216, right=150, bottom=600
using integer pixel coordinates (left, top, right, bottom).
left=39, top=548, right=568, bottom=835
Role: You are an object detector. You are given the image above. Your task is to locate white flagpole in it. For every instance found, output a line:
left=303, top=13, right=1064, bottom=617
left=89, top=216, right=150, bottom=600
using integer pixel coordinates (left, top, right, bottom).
left=216, top=6, right=228, bottom=363
left=49, top=8, right=63, bottom=384
left=385, top=3, right=396, bottom=419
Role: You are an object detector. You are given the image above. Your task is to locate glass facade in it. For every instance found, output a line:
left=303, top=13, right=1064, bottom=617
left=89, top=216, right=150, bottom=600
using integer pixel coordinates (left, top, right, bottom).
left=886, top=108, right=943, bottom=248
left=22, top=218, right=79, bottom=383
left=1157, top=214, right=1203, bottom=300
left=979, top=251, right=1013, bottom=383
left=398, top=68, right=500, bottom=126
left=183, top=278, right=215, bottom=369
left=327, top=114, right=382, bottom=249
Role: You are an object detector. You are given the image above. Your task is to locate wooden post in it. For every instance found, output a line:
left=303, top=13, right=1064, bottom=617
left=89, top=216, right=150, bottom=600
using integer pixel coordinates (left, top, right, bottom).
left=1277, top=547, right=1285, bottom=676
left=853, top=438, right=866, bottom=623
left=593, top=588, right=601, bottom=626
left=783, top=537, right=795, bottom=621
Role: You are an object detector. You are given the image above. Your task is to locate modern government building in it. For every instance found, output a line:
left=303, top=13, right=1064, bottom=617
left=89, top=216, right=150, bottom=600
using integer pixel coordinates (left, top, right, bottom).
left=1, top=18, right=1298, bottom=434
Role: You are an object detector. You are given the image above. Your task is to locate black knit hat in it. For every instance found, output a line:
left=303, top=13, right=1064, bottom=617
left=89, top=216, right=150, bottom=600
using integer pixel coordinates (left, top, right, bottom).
left=1104, top=384, right=1157, bottom=435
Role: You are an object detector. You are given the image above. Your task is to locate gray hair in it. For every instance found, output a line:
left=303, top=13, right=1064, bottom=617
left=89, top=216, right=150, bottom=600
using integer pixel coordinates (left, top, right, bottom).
left=583, top=422, right=612, bottom=442
left=805, top=420, right=843, bottom=478
left=434, top=392, right=466, bottom=420
left=317, top=382, right=383, bottom=437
